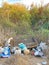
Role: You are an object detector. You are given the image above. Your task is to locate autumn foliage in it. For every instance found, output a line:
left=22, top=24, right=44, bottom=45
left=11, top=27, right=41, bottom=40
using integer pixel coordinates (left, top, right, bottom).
left=0, top=2, right=49, bottom=33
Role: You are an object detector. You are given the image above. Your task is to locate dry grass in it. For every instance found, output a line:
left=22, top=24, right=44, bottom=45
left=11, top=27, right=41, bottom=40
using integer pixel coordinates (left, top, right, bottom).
left=0, top=55, right=32, bottom=65
left=0, top=54, right=48, bottom=65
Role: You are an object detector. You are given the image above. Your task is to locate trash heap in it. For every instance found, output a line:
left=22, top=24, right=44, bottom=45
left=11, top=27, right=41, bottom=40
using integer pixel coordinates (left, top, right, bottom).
left=0, top=37, right=48, bottom=58
left=32, top=41, right=48, bottom=57
left=0, top=38, right=30, bottom=58
left=0, top=37, right=13, bottom=58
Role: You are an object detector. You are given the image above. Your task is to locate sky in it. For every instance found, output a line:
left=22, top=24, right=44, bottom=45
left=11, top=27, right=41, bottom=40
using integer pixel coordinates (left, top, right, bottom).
left=0, top=0, right=49, bottom=7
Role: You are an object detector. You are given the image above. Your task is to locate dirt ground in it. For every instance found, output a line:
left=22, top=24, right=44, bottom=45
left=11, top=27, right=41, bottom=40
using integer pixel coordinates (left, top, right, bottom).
left=0, top=54, right=48, bottom=65
left=0, top=35, right=49, bottom=65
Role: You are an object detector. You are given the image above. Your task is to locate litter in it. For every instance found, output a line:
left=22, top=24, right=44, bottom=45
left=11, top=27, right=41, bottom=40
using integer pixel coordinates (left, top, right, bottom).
left=18, top=43, right=27, bottom=51
left=41, top=61, right=47, bottom=65
left=0, top=47, right=4, bottom=57
left=39, top=42, right=47, bottom=51
left=0, top=38, right=48, bottom=59
left=24, top=49, right=30, bottom=55
left=11, top=47, right=21, bottom=55
left=18, top=43, right=30, bottom=55
left=11, top=46, right=16, bottom=54
left=34, top=51, right=44, bottom=57
left=15, top=48, right=21, bottom=55
left=5, top=37, right=13, bottom=47
left=0, top=47, right=4, bottom=53
left=32, top=41, right=47, bottom=57
left=1, top=46, right=11, bottom=58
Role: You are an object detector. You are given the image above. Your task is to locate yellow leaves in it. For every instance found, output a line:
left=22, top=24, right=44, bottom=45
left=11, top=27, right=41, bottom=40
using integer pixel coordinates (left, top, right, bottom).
left=2, top=2, right=29, bottom=15
left=2, top=2, right=10, bottom=10
left=0, top=2, right=30, bottom=27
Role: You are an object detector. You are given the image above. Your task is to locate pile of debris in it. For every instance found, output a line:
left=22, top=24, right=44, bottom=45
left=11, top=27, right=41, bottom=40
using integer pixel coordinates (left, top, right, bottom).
left=0, top=37, right=30, bottom=58
left=0, top=37, right=48, bottom=59
left=32, top=41, right=48, bottom=57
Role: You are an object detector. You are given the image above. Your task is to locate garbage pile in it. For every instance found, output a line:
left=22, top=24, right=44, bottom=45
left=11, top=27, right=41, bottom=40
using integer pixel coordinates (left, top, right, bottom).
left=11, top=46, right=21, bottom=55
left=0, top=37, right=13, bottom=58
left=0, top=38, right=30, bottom=58
left=32, top=41, right=48, bottom=57
left=11, top=43, right=30, bottom=55
left=0, top=37, right=48, bottom=58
